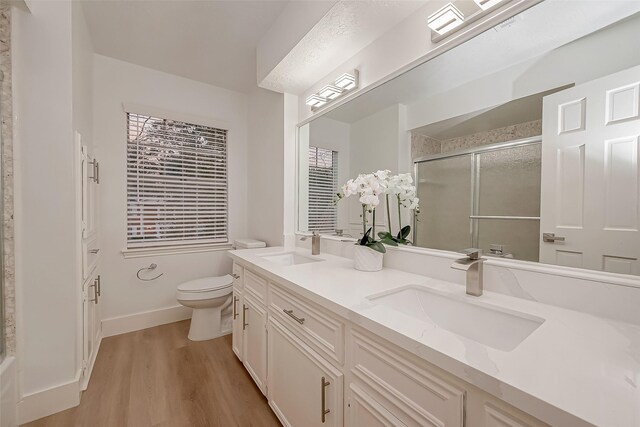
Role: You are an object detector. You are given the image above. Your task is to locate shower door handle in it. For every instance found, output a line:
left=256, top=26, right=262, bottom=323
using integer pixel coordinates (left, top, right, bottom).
left=543, top=233, right=565, bottom=243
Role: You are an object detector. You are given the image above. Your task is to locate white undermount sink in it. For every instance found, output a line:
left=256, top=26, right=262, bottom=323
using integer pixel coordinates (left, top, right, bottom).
left=368, top=285, right=544, bottom=351
left=258, top=252, right=323, bottom=267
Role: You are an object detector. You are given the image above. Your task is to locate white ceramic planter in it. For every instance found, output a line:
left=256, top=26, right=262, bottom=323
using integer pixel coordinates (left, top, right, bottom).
left=354, top=245, right=384, bottom=272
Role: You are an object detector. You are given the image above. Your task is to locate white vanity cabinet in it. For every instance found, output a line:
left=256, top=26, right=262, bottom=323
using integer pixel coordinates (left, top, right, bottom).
left=231, top=264, right=244, bottom=360
left=231, top=261, right=548, bottom=427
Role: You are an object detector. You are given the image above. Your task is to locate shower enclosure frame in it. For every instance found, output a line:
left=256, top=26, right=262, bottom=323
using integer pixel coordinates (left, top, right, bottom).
left=413, top=135, right=542, bottom=251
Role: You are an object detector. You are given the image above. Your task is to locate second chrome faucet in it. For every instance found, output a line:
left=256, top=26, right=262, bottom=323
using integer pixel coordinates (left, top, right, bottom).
left=300, top=231, right=321, bottom=255
left=451, top=248, right=485, bottom=296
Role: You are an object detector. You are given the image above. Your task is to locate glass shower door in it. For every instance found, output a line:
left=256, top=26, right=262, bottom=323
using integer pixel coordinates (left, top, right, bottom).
left=474, top=143, right=541, bottom=261
left=415, top=154, right=473, bottom=251
left=414, top=139, right=541, bottom=261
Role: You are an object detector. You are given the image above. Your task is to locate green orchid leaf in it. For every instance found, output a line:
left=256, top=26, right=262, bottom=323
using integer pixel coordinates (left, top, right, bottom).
left=400, top=225, right=411, bottom=239
left=367, top=241, right=387, bottom=254
left=359, top=227, right=372, bottom=245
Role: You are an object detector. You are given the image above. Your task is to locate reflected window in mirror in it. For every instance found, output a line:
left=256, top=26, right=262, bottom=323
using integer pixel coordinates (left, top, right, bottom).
left=308, top=146, right=339, bottom=234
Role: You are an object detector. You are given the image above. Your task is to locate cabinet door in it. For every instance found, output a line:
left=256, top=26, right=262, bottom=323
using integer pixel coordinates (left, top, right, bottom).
left=81, top=272, right=101, bottom=390
left=243, top=292, right=267, bottom=394
left=231, top=287, right=244, bottom=361
left=268, top=317, right=343, bottom=427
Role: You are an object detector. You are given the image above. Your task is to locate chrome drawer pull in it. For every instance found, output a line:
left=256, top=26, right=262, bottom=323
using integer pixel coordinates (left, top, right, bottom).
left=243, top=304, right=248, bottom=330
left=233, top=296, right=239, bottom=319
left=283, top=309, right=305, bottom=325
left=321, top=376, right=330, bottom=423
left=89, top=249, right=100, bottom=254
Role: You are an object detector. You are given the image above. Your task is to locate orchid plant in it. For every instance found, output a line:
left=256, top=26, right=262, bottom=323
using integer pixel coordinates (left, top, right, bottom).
left=379, top=173, right=420, bottom=245
left=336, top=170, right=420, bottom=253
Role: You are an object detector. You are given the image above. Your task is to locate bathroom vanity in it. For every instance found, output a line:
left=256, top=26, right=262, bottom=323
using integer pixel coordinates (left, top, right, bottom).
left=228, top=247, right=640, bottom=427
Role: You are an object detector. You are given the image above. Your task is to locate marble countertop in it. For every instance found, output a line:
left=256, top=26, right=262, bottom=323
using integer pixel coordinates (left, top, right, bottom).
left=228, top=247, right=640, bottom=427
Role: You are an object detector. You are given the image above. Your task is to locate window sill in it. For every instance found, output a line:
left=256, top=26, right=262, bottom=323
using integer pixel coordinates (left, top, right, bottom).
left=121, top=243, right=233, bottom=259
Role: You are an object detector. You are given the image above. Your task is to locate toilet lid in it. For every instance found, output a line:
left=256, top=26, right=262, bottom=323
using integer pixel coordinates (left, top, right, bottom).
left=177, top=275, right=233, bottom=293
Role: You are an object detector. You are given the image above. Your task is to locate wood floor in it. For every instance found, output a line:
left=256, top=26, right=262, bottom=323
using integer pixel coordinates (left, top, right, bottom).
left=24, top=320, right=281, bottom=427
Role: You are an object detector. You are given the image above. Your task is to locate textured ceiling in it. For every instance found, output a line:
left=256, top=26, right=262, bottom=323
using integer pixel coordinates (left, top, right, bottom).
left=259, top=1, right=428, bottom=94
left=82, top=0, right=288, bottom=93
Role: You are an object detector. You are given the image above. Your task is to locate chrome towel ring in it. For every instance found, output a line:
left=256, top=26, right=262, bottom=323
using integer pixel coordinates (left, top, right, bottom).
left=137, top=263, right=164, bottom=281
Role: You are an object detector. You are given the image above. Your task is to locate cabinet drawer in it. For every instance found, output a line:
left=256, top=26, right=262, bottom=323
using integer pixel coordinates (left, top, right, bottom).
left=232, top=263, right=243, bottom=288
left=349, top=328, right=465, bottom=427
left=348, top=383, right=405, bottom=427
left=244, top=269, right=267, bottom=303
left=269, top=284, right=344, bottom=364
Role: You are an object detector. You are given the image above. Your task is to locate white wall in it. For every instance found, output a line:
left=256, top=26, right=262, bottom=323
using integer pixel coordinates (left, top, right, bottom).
left=247, top=88, right=285, bottom=246
left=347, top=105, right=405, bottom=235
left=93, top=55, right=249, bottom=324
left=406, top=11, right=640, bottom=131
left=13, top=0, right=79, bottom=403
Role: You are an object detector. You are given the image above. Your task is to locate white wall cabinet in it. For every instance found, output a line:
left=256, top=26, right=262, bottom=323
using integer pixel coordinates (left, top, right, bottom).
left=242, top=291, right=268, bottom=395
left=81, top=266, right=101, bottom=390
left=232, top=262, right=548, bottom=427
left=268, top=317, right=343, bottom=427
left=78, top=134, right=102, bottom=391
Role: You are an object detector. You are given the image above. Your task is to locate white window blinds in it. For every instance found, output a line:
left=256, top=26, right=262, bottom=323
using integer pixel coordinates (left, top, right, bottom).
left=308, top=146, right=338, bottom=233
left=126, top=112, right=228, bottom=248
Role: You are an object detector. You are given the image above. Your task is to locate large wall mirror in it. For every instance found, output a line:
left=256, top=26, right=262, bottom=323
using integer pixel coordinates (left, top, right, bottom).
left=298, top=1, right=640, bottom=276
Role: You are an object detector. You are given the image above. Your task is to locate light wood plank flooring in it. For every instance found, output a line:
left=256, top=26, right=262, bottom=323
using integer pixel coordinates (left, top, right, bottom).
left=24, top=320, right=281, bottom=427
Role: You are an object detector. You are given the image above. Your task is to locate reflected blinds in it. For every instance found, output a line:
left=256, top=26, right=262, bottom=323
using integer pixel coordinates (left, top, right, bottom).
left=308, top=146, right=338, bottom=233
left=126, top=113, right=228, bottom=247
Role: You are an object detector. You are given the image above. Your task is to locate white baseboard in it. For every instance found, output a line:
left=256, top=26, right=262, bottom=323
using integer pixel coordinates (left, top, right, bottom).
left=17, top=378, right=81, bottom=425
left=101, top=305, right=192, bottom=338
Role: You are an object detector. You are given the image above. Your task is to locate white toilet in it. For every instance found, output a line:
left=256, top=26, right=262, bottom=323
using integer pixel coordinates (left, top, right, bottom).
left=176, top=275, right=233, bottom=341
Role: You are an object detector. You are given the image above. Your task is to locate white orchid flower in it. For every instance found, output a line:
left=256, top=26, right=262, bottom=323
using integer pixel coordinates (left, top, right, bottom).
left=359, top=194, right=380, bottom=209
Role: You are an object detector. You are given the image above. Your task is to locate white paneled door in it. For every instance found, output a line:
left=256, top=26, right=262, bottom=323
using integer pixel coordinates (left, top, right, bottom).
left=541, top=65, right=640, bottom=275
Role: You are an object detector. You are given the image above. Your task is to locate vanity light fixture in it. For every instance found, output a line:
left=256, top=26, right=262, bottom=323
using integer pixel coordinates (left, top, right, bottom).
left=306, top=69, right=360, bottom=111
left=305, top=94, right=327, bottom=108
left=427, top=3, right=465, bottom=35
left=318, top=84, right=344, bottom=100
left=473, top=0, right=505, bottom=11
left=334, top=70, right=359, bottom=91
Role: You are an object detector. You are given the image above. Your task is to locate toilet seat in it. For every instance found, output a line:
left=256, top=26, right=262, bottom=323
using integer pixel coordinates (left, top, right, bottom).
left=176, top=275, right=233, bottom=301
left=177, top=275, right=233, bottom=293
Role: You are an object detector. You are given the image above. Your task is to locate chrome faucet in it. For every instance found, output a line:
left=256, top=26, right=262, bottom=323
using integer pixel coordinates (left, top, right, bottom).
left=300, top=231, right=321, bottom=255
left=451, top=248, right=485, bottom=296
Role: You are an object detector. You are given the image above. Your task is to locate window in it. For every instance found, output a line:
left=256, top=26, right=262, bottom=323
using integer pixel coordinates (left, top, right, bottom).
left=126, top=112, right=228, bottom=248
left=308, top=146, right=338, bottom=233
